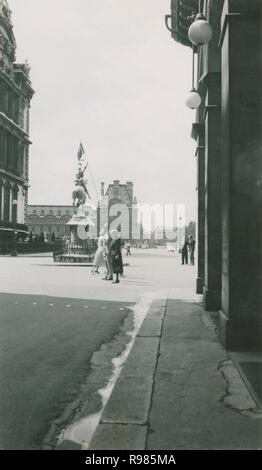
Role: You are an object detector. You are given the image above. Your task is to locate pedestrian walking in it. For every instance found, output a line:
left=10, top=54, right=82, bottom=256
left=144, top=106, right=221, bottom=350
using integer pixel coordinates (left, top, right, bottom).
left=92, top=236, right=106, bottom=274
left=108, top=229, right=123, bottom=284
left=125, top=241, right=131, bottom=256
left=181, top=239, right=189, bottom=265
left=99, top=225, right=113, bottom=280
left=188, top=235, right=196, bottom=266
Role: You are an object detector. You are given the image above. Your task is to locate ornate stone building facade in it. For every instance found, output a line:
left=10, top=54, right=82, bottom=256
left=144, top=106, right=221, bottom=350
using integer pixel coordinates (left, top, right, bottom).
left=26, top=205, right=74, bottom=239
left=167, top=0, right=262, bottom=350
left=98, top=181, right=140, bottom=240
left=0, top=0, right=34, bottom=240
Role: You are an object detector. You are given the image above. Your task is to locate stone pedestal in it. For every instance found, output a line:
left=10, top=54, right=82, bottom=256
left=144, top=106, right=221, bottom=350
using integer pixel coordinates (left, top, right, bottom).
left=219, top=0, right=262, bottom=350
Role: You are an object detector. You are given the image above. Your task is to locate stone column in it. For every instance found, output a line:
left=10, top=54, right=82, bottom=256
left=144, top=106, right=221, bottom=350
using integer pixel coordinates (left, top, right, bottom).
left=192, top=122, right=205, bottom=294
left=128, top=205, right=132, bottom=241
left=202, top=72, right=222, bottom=310
left=22, top=188, right=26, bottom=224
left=96, top=204, right=101, bottom=237
left=1, top=185, right=4, bottom=220
left=17, top=186, right=24, bottom=224
left=9, top=187, right=13, bottom=222
left=218, top=0, right=262, bottom=350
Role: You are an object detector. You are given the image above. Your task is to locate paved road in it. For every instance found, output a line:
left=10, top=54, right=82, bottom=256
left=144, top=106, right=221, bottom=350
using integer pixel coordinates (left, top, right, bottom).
left=0, top=249, right=197, bottom=450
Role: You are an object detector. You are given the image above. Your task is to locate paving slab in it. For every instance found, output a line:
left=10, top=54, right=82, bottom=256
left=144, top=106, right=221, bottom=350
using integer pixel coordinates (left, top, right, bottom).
left=90, top=424, right=147, bottom=450
left=121, top=337, right=159, bottom=378
left=137, top=318, right=162, bottom=337
left=101, top=376, right=153, bottom=425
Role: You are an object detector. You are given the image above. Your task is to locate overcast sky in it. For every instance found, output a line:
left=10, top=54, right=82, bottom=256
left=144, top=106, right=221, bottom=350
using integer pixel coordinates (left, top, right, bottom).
left=9, top=0, right=197, bottom=222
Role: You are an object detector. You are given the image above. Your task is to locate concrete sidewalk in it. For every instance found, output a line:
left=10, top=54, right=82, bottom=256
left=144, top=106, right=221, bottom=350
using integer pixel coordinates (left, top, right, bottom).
left=90, top=298, right=262, bottom=450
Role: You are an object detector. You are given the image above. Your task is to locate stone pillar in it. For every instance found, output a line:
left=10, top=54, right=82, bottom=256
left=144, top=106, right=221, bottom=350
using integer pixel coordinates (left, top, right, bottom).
left=218, top=0, right=262, bottom=350
left=96, top=204, right=101, bottom=237
left=17, top=186, right=24, bottom=224
left=192, top=122, right=205, bottom=294
left=9, top=187, right=13, bottom=222
left=128, top=206, right=132, bottom=240
left=1, top=185, right=4, bottom=220
left=202, top=72, right=222, bottom=310
left=22, top=188, right=26, bottom=224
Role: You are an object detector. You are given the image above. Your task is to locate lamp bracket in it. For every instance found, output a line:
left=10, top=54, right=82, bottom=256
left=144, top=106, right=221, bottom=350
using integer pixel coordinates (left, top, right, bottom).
left=165, top=14, right=172, bottom=32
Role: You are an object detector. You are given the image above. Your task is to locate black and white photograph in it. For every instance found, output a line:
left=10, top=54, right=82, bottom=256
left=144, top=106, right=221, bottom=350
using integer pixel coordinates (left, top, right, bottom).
left=0, top=0, right=261, bottom=457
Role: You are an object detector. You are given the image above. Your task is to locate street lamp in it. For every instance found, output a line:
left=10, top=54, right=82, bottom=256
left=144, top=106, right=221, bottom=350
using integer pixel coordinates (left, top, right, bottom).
left=185, top=47, right=201, bottom=109
left=188, top=0, right=213, bottom=46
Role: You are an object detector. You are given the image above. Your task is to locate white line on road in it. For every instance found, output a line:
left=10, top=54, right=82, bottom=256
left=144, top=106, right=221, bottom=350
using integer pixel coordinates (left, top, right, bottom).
left=60, top=290, right=167, bottom=450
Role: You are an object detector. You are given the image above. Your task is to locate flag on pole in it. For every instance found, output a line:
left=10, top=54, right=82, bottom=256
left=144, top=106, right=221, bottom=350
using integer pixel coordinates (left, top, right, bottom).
left=77, top=142, right=85, bottom=160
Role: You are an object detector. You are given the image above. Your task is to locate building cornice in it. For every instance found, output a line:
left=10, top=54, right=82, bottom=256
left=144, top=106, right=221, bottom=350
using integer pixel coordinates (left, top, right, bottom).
left=0, top=112, right=32, bottom=143
left=0, top=168, right=27, bottom=186
left=0, top=68, right=34, bottom=99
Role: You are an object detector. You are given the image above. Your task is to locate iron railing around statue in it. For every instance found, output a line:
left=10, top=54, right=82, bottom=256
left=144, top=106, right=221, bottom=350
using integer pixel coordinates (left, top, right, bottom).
left=53, top=239, right=97, bottom=262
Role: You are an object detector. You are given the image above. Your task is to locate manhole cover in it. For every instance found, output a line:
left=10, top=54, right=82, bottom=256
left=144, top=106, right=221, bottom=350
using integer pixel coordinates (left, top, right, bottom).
left=238, top=362, right=262, bottom=407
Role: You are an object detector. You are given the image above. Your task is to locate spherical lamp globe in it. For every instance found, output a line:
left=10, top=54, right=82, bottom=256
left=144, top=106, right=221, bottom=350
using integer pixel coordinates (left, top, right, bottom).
left=185, top=89, right=201, bottom=109
left=188, top=14, right=213, bottom=46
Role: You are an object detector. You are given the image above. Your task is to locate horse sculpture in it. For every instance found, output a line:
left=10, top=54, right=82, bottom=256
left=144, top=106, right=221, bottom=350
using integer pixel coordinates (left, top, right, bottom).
left=72, top=185, right=87, bottom=210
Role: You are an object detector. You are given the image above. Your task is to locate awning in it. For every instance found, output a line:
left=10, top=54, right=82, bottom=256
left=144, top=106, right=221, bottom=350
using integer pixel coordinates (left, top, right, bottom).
left=0, top=228, right=28, bottom=234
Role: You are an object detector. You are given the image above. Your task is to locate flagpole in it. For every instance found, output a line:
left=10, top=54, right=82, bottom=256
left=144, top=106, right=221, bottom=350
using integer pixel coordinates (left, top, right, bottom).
left=88, top=161, right=100, bottom=201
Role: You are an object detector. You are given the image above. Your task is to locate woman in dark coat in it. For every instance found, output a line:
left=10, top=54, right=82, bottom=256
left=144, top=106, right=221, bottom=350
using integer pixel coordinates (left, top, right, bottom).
left=109, top=230, right=123, bottom=284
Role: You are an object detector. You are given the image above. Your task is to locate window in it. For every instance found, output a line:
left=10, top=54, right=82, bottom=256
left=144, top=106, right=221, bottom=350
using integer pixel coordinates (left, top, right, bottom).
left=49, top=210, right=53, bottom=214
left=57, top=210, right=61, bottom=216
left=4, top=185, right=10, bottom=222
left=33, top=210, right=36, bottom=214
left=41, top=210, right=45, bottom=215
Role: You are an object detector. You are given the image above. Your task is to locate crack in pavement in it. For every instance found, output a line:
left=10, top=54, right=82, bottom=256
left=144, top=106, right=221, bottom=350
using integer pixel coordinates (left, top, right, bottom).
left=218, top=359, right=262, bottom=418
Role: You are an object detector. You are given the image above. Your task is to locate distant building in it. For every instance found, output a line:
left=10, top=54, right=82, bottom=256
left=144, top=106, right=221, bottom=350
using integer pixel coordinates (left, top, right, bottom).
left=0, top=0, right=34, bottom=240
left=26, top=205, right=74, bottom=239
left=153, top=226, right=177, bottom=243
left=98, top=180, right=140, bottom=241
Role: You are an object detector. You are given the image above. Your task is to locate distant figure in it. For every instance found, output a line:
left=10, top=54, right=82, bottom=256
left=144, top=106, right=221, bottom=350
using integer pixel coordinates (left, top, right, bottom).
left=102, top=225, right=113, bottom=280
left=125, top=241, right=131, bottom=256
left=188, top=235, right=196, bottom=266
left=181, top=239, right=189, bottom=265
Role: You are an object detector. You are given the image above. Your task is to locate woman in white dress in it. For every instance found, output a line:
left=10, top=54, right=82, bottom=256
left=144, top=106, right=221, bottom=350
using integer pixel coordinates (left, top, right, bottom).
left=91, top=225, right=108, bottom=274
